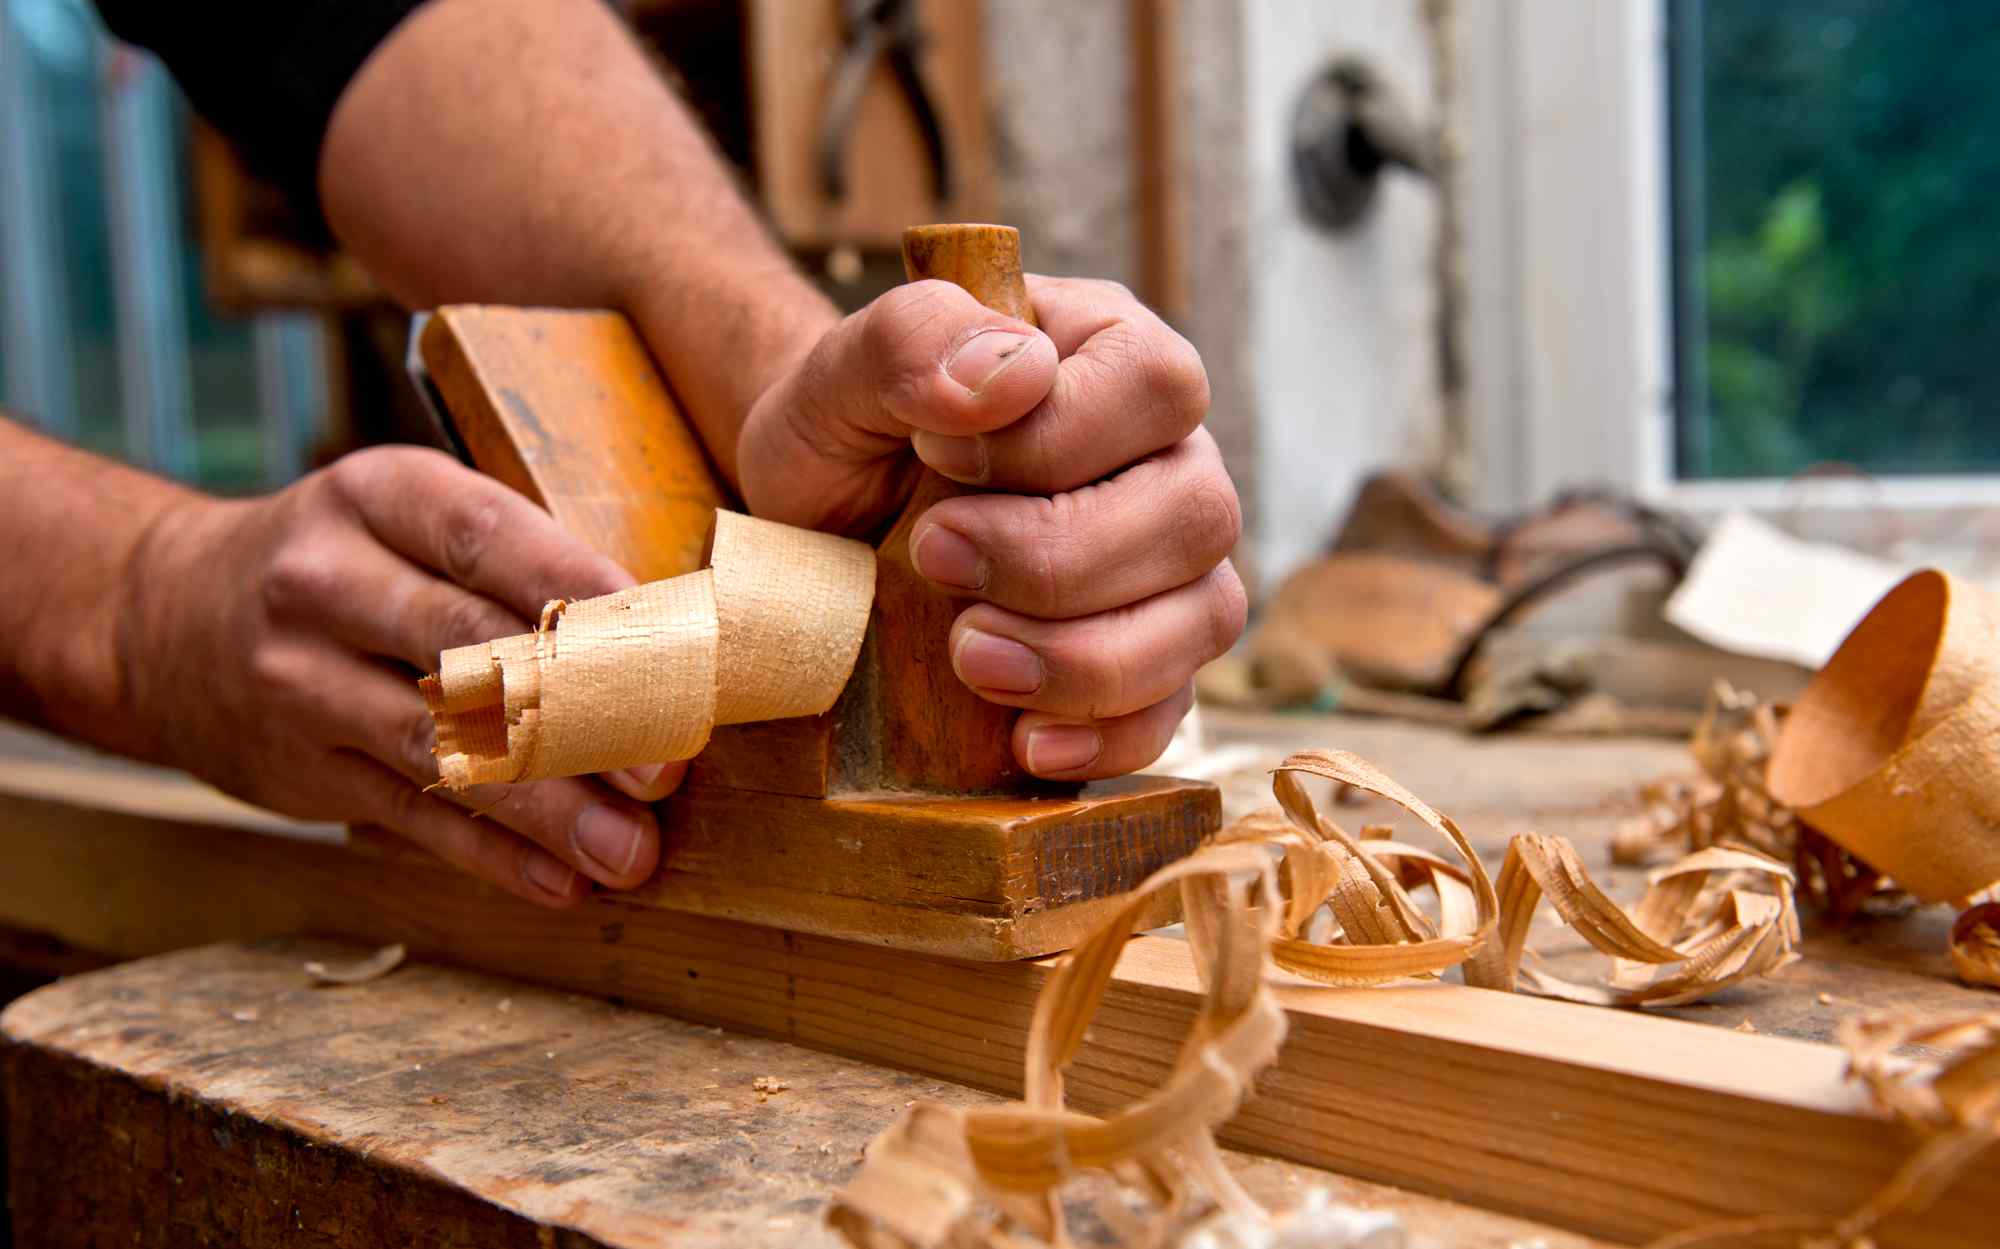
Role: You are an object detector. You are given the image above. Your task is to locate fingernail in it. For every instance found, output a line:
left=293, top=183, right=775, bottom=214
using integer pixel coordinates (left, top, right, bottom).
left=619, top=763, right=665, bottom=790
left=525, top=853, right=576, bottom=898
left=912, top=523, right=987, bottom=590
left=946, top=330, right=1035, bottom=393
left=952, top=628, right=1043, bottom=693
left=1026, top=724, right=1102, bottom=775
left=911, top=430, right=988, bottom=483
left=574, top=805, right=643, bottom=878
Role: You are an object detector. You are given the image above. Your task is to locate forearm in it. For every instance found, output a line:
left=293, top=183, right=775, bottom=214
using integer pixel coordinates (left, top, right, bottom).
left=0, top=417, right=198, bottom=759
left=318, top=0, right=837, bottom=489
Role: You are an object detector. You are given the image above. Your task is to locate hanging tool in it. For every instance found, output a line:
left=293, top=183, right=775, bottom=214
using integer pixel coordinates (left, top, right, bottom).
left=816, top=0, right=951, bottom=204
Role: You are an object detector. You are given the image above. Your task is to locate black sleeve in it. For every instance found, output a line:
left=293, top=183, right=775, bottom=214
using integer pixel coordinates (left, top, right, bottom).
left=95, top=0, right=427, bottom=206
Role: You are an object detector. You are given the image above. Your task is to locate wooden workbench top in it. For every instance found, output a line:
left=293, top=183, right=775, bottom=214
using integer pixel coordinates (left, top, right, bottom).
left=3, top=938, right=1610, bottom=1249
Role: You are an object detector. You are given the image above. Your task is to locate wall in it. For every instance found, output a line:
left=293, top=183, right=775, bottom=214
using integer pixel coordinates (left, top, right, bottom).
left=982, top=0, right=1448, bottom=593
left=1243, top=0, right=1443, bottom=585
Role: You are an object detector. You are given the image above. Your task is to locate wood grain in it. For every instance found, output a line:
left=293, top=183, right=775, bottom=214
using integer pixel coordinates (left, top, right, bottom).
left=0, top=792, right=1992, bottom=1248
left=420, top=306, right=730, bottom=583
left=2, top=939, right=1613, bottom=1249
left=851, top=224, right=1040, bottom=794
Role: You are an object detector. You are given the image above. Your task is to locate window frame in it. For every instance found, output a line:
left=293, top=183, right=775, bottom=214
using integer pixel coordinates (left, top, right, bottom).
left=1456, top=0, right=2000, bottom=521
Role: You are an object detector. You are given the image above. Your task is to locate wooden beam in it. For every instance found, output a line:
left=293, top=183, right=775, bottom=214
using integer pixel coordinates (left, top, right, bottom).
left=0, top=787, right=1992, bottom=1247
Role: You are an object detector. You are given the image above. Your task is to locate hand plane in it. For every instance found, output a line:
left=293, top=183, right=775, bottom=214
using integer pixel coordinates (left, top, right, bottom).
left=414, top=224, right=1218, bottom=959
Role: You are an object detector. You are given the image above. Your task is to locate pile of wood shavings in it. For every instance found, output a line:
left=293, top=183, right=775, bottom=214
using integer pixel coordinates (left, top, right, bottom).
left=1615, top=680, right=2000, bottom=992
left=830, top=750, right=1802, bottom=1249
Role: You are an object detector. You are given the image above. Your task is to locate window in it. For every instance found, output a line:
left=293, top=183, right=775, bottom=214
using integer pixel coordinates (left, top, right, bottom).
left=0, top=0, right=324, bottom=492
left=1459, top=0, right=2000, bottom=516
left=1670, top=0, right=2000, bottom=481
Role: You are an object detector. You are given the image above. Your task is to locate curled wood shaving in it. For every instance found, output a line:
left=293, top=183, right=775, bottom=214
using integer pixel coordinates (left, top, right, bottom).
left=830, top=838, right=1288, bottom=1249
left=831, top=750, right=1797, bottom=1249
left=1649, top=1009, right=2000, bottom=1249
left=303, top=943, right=406, bottom=987
left=1476, top=839, right=1801, bottom=1008
left=421, top=511, right=874, bottom=788
left=1949, top=902, right=2000, bottom=990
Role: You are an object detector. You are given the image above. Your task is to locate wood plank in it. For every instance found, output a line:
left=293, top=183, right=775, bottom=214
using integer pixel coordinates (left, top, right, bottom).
left=0, top=791, right=1992, bottom=1247
left=2, top=939, right=1610, bottom=1249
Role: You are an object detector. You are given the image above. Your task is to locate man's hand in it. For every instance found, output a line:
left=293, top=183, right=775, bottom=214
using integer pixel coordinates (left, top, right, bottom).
left=738, top=276, right=1246, bottom=781
left=116, top=447, right=680, bottom=907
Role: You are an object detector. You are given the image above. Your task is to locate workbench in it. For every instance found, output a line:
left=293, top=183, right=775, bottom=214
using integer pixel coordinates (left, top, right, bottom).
left=3, top=937, right=1609, bottom=1248
left=2, top=710, right=1994, bottom=1246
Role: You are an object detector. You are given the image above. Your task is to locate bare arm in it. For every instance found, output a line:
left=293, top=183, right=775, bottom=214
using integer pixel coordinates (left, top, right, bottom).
left=318, top=0, right=1244, bottom=783
left=0, top=414, right=676, bottom=907
left=318, top=0, right=837, bottom=490
left=0, top=418, right=191, bottom=760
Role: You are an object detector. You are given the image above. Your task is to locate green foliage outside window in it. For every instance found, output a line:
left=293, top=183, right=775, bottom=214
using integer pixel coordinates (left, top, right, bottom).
left=1675, top=0, right=2000, bottom=478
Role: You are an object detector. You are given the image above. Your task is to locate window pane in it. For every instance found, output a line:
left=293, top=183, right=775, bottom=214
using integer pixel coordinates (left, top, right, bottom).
left=1671, top=0, right=2000, bottom=479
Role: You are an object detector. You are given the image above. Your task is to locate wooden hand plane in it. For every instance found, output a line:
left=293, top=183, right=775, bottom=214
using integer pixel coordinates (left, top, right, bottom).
left=416, top=224, right=1218, bottom=960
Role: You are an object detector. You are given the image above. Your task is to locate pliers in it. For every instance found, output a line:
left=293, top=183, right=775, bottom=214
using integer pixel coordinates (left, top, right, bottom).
left=816, top=0, right=952, bottom=204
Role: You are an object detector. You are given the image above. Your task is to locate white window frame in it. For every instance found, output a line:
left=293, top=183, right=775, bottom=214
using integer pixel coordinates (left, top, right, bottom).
left=1457, top=0, right=2000, bottom=522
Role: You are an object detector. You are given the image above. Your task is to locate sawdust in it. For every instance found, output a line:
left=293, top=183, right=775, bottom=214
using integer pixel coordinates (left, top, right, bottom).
left=755, top=1076, right=792, bottom=1103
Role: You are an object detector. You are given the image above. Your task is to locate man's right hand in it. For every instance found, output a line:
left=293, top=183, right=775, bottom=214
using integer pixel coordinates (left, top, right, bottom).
left=116, top=446, right=678, bottom=907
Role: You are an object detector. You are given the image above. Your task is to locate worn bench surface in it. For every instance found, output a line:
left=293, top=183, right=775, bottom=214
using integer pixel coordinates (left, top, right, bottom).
left=3, top=938, right=1608, bottom=1249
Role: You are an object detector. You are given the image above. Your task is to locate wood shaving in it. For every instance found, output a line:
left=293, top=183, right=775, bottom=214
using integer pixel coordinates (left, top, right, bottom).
left=830, top=750, right=1797, bottom=1249
left=303, top=943, right=405, bottom=987
left=1949, top=902, right=2000, bottom=990
left=1766, top=570, right=2000, bottom=906
left=754, top=1075, right=791, bottom=1102
left=1612, top=682, right=1798, bottom=867
left=1646, top=1009, right=2000, bottom=1248
left=1613, top=681, right=1904, bottom=923
left=1475, top=838, right=1800, bottom=1007
left=420, top=511, right=874, bottom=788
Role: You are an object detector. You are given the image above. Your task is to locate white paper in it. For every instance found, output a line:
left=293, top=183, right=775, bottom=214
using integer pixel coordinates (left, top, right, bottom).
left=1664, top=511, right=1915, bottom=669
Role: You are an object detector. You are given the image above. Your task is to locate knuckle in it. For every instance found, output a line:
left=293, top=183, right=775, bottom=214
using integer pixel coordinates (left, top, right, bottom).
left=1175, top=474, right=1243, bottom=573
left=438, top=493, right=503, bottom=586
left=322, top=445, right=393, bottom=509
left=1015, top=493, right=1082, bottom=618
left=1169, top=347, right=1212, bottom=427
left=261, top=545, right=340, bottom=617
left=1146, top=335, right=1211, bottom=431
left=247, top=642, right=306, bottom=702
left=1096, top=631, right=1145, bottom=718
left=399, top=706, right=439, bottom=781
left=380, top=777, right=427, bottom=831
left=436, top=591, right=509, bottom=653
left=1204, top=564, right=1251, bottom=658
left=865, top=284, right=955, bottom=369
